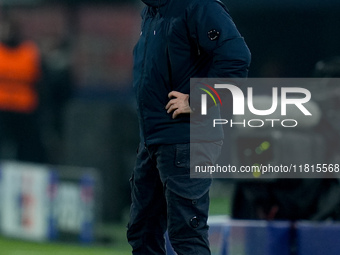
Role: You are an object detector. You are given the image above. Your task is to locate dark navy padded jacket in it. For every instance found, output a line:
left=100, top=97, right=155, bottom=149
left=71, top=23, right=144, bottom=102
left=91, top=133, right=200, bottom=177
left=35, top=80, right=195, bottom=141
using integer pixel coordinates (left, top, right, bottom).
left=134, top=0, right=251, bottom=145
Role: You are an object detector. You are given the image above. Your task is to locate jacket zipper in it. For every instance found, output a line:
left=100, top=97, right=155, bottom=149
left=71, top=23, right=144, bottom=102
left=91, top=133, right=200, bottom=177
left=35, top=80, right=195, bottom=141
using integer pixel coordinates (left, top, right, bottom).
left=137, top=12, right=157, bottom=146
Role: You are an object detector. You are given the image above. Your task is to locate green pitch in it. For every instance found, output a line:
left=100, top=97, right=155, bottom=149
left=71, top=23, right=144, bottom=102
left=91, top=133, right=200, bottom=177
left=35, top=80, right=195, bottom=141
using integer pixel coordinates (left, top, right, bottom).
left=0, top=191, right=231, bottom=255
left=0, top=222, right=131, bottom=255
left=0, top=236, right=131, bottom=255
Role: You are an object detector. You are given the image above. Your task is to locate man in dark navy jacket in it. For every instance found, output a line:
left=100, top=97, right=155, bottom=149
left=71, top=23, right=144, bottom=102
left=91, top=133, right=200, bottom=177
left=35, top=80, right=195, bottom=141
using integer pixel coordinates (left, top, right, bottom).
left=127, top=0, right=250, bottom=254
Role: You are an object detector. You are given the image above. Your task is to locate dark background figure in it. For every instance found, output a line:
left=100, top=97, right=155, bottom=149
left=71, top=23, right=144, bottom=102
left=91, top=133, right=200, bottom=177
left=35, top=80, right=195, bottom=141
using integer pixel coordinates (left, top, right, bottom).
left=0, top=15, right=46, bottom=163
left=40, top=37, right=75, bottom=164
left=313, top=56, right=340, bottom=163
left=231, top=58, right=340, bottom=222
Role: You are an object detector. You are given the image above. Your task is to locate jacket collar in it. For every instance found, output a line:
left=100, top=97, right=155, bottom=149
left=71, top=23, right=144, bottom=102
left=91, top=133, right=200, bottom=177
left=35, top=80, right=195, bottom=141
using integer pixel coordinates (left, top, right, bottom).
left=141, top=0, right=167, bottom=7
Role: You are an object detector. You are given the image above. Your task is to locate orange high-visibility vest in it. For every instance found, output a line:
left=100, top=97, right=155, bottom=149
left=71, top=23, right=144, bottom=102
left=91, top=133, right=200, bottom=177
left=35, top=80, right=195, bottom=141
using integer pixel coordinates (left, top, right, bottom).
left=0, top=41, right=41, bottom=113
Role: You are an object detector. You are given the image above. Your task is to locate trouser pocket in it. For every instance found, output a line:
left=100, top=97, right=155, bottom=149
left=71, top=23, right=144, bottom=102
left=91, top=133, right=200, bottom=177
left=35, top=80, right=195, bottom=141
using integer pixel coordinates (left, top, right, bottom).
left=166, top=175, right=211, bottom=238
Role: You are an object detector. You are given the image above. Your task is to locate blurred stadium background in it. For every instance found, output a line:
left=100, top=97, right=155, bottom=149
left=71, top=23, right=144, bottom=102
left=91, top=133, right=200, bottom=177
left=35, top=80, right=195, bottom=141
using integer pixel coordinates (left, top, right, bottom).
left=0, top=0, right=340, bottom=254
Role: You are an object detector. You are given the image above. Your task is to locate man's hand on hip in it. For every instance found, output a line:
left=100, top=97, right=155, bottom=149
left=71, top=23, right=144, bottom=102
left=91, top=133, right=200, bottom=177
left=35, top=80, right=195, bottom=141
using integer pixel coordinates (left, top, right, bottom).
left=165, top=91, right=192, bottom=119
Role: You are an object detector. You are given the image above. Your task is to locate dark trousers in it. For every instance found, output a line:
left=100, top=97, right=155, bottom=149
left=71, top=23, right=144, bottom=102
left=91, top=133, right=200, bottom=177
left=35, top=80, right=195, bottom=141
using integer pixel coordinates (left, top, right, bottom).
left=127, top=142, right=221, bottom=255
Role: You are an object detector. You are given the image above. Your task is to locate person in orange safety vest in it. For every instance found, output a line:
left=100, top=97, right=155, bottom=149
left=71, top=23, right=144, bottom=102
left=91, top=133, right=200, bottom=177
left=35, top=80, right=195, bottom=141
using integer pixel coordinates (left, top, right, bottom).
left=0, top=16, right=46, bottom=163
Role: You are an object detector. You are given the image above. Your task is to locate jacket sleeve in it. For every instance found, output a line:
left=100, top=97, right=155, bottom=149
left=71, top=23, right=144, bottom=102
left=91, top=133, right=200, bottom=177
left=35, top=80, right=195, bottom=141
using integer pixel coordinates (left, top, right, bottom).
left=188, top=0, right=251, bottom=78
